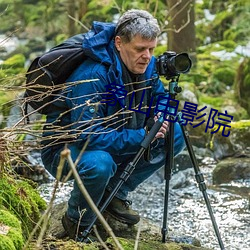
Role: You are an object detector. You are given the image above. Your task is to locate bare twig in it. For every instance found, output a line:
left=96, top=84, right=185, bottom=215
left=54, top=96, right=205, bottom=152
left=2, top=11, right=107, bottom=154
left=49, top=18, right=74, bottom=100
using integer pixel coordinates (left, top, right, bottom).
left=68, top=14, right=90, bottom=31
left=134, top=220, right=142, bottom=250
left=22, top=154, right=65, bottom=249
left=93, top=225, right=110, bottom=250
left=61, top=148, right=124, bottom=250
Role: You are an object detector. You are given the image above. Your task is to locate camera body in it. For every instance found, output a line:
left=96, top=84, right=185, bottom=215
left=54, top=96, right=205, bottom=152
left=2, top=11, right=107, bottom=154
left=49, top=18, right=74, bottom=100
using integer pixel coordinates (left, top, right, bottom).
left=156, top=51, right=192, bottom=79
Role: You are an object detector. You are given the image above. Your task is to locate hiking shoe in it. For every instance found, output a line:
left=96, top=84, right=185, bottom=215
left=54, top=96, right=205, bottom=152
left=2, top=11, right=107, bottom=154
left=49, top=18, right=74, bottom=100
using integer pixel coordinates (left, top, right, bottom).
left=61, top=213, right=97, bottom=243
left=105, top=196, right=140, bottom=225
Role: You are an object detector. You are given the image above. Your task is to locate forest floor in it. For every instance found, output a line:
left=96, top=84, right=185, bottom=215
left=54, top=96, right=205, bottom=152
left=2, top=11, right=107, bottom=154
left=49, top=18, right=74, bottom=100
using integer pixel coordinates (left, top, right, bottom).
left=28, top=202, right=211, bottom=250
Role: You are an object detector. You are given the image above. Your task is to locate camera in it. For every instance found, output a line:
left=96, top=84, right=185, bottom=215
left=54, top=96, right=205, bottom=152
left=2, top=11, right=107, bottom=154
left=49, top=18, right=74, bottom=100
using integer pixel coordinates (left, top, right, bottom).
left=156, top=51, right=192, bottom=79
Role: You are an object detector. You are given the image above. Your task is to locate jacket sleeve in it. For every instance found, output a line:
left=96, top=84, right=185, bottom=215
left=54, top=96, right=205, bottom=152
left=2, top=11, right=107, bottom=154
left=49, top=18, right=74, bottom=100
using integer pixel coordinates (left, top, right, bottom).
left=65, top=61, right=146, bottom=156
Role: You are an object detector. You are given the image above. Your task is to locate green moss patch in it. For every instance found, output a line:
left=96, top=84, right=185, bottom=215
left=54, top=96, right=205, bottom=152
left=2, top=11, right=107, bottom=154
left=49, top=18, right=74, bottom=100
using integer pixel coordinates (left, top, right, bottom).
left=106, top=237, right=209, bottom=250
left=0, top=209, right=24, bottom=250
left=0, top=175, right=47, bottom=239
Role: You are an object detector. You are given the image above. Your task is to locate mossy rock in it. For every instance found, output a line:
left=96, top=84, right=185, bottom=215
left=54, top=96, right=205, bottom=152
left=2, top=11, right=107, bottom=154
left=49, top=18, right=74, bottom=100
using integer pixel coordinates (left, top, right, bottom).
left=0, top=175, right=47, bottom=239
left=0, top=209, right=24, bottom=250
left=28, top=238, right=211, bottom=250
left=198, top=91, right=248, bottom=121
left=210, top=120, right=250, bottom=160
left=235, top=57, right=250, bottom=116
left=106, top=237, right=210, bottom=250
left=0, top=54, right=26, bottom=86
left=1, top=54, right=25, bottom=69
left=213, top=157, right=250, bottom=184
left=43, top=202, right=211, bottom=250
left=213, top=67, right=235, bottom=86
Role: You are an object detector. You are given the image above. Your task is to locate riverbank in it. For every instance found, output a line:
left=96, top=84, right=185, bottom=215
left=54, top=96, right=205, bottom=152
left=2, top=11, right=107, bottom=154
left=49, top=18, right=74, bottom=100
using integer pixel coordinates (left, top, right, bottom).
left=38, top=154, right=250, bottom=250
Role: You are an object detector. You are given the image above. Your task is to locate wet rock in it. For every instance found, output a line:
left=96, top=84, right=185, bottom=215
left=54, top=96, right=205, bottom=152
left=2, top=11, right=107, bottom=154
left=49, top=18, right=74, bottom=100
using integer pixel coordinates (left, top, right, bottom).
left=211, top=122, right=250, bottom=160
left=213, top=157, right=250, bottom=184
left=170, top=168, right=193, bottom=189
left=12, top=150, right=51, bottom=183
left=45, top=201, right=210, bottom=250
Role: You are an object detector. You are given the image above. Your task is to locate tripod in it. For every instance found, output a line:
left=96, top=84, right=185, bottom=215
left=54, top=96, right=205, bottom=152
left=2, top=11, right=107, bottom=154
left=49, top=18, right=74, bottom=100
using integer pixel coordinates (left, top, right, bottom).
left=82, top=77, right=225, bottom=250
left=161, top=78, right=225, bottom=250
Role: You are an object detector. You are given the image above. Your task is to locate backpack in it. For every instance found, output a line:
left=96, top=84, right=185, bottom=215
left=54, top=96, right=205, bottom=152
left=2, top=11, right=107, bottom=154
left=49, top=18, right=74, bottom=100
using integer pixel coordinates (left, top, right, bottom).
left=24, top=34, right=87, bottom=115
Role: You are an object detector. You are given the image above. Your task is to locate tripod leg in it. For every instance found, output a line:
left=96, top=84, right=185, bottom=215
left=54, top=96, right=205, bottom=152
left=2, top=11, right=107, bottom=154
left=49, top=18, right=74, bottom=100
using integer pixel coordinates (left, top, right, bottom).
left=162, top=118, right=175, bottom=243
left=81, top=118, right=164, bottom=240
left=178, top=116, right=225, bottom=250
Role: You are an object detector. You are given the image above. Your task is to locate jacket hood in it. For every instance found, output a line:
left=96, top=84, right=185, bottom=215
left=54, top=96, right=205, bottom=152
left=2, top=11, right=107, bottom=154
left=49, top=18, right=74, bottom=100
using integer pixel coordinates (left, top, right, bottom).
left=82, top=21, right=116, bottom=65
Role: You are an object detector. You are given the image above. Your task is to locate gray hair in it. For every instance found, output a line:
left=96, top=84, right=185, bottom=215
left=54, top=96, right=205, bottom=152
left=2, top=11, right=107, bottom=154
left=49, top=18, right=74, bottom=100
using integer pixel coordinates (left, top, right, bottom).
left=115, top=9, right=160, bottom=43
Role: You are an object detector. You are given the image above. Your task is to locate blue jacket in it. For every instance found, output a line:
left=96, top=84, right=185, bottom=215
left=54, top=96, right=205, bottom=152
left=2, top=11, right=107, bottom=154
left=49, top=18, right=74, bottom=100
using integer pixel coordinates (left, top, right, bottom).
left=44, top=21, right=167, bottom=156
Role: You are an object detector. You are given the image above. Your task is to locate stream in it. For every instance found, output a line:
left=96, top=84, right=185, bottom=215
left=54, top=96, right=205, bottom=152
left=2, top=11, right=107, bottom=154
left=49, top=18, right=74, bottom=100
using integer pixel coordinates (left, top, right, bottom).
left=38, top=155, right=250, bottom=250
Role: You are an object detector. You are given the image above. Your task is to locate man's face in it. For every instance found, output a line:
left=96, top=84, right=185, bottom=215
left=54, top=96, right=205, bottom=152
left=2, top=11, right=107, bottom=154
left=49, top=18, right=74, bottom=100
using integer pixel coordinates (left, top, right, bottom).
left=115, top=35, right=157, bottom=74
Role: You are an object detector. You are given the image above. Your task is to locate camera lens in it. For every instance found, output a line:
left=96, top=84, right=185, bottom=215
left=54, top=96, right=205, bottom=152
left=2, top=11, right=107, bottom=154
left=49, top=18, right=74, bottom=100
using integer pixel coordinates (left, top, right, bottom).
left=174, top=53, right=192, bottom=73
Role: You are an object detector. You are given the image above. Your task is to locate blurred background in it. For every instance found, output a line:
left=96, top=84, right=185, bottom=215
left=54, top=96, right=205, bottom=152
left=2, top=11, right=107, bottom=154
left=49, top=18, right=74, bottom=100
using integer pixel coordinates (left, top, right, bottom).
left=0, top=0, right=250, bottom=124
left=0, top=1, right=249, bottom=249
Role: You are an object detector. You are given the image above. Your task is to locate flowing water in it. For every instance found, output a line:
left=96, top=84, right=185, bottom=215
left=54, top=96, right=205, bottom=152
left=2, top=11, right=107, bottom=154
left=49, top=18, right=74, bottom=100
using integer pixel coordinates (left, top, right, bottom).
left=38, top=156, right=250, bottom=250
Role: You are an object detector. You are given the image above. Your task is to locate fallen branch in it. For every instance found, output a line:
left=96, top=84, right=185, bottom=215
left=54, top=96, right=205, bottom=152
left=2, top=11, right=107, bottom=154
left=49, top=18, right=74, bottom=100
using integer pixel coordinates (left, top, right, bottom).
left=61, top=148, right=124, bottom=250
left=22, top=153, right=65, bottom=249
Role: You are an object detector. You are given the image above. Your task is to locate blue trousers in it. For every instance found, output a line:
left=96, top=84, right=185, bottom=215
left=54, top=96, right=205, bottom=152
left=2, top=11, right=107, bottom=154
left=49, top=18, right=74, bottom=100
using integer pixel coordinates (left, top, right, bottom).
left=41, top=123, right=185, bottom=226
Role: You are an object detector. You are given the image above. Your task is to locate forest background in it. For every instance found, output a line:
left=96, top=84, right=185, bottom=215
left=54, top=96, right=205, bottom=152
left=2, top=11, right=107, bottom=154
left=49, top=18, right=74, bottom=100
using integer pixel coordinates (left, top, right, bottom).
left=0, top=0, right=250, bottom=126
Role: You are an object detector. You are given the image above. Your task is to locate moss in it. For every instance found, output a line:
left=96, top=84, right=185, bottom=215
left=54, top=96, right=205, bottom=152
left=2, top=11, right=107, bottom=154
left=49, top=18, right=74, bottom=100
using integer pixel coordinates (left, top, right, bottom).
left=154, top=45, right=168, bottom=57
left=0, top=209, right=21, bottom=229
left=235, top=57, right=250, bottom=116
left=197, top=89, right=249, bottom=121
left=199, top=95, right=224, bottom=108
left=0, top=54, right=26, bottom=87
left=213, top=67, right=235, bottom=86
left=29, top=239, right=97, bottom=250
left=217, top=40, right=237, bottom=51
left=1, top=54, right=25, bottom=69
left=0, top=175, right=47, bottom=239
left=231, top=120, right=250, bottom=129
left=7, top=228, right=24, bottom=249
left=0, top=235, right=16, bottom=250
left=106, top=237, right=207, bottom=250
left=0, top=209, right=24, bottom=249
left=0, top=91, right=16, bottom=108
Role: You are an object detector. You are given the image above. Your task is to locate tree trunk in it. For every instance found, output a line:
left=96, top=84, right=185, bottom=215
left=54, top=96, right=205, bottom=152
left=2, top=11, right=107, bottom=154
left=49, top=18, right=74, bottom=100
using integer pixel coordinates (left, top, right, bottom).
left=167, top=0, right=196, bottom=62
left=78, top=0, right=88, bottom=20
left=67, top=0, right=77, bottom=36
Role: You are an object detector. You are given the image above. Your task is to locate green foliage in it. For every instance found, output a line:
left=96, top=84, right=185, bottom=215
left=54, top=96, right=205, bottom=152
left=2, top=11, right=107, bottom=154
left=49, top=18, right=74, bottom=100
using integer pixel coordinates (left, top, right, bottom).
left=235, top=57, right=250, bottom=116
left=199, top=95, right=224, bottom=108
left=0, top=175, right=47, bottom=239
left=196, top=0, right=250, bottom=47
left=198, top=90, right=248, bottom=121
left=209, top=10, right=234, bottom=42
left=154, top=44, right=167, bottom=57
left=0, top=91, right=15, bottom=108
left=0, top=235, right=16, bottom=250
left=0, top=209, right=24, bottom=250
left=0, top=54, right=26, bottom=85
left=0, top=0, right=249, bottom=121
left=55, top=33, right=69, bottom=45
left=213, top=67, right=235, bottom=86
left=1, top=54, right=25, bottom=69
left=192, top=41, right=241, bottom=95
left=106, top=237, right=205, bottom=249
